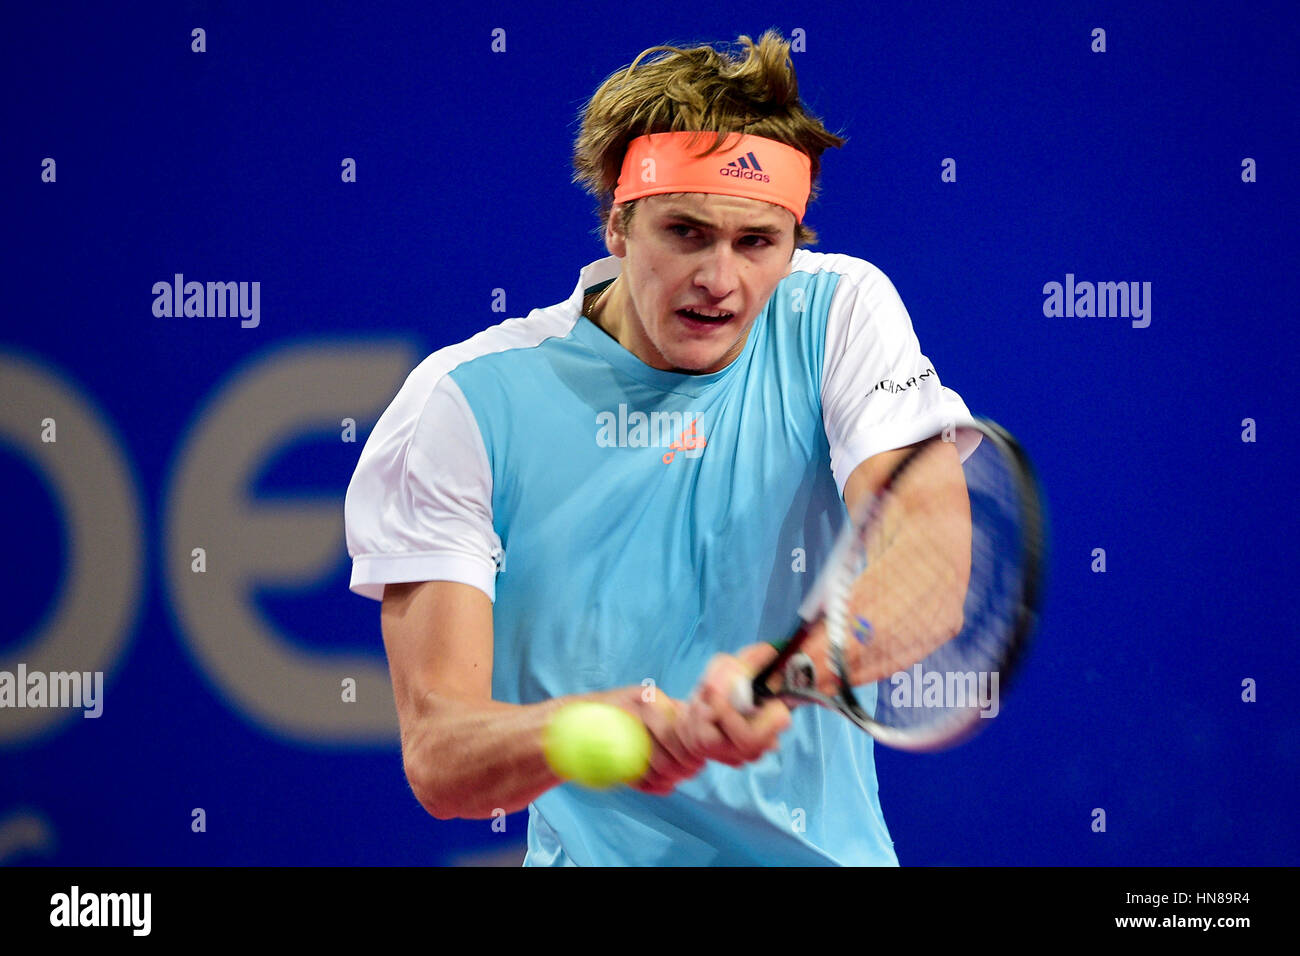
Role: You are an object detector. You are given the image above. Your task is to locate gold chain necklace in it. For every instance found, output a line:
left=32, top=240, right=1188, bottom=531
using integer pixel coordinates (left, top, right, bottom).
left=585, top=281, right=613, bottom=321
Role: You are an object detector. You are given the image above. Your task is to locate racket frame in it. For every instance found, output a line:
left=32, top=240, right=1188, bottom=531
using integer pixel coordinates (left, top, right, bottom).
left=744, top=418, right=1046, bottom=751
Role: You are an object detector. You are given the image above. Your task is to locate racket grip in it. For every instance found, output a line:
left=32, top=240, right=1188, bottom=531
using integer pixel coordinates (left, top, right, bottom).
left=730, top=651, right=817, bottom=715
left=729, top=674, right=771, bottom=715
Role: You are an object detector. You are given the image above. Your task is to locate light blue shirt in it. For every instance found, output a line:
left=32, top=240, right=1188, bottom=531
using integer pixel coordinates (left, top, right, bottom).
left=346, top=249, right=971, bottom=865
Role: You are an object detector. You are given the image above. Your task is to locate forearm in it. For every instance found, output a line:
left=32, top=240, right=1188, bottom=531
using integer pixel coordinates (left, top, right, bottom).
left=400, top=687, right=637, bottom=820
left=795, top=470, right=971, bottom=692
left=843, top=504, right=971, bottom=684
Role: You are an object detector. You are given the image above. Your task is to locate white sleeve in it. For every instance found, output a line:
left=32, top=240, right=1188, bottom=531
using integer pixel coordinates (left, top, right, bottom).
left=344, top=374, right=502, bottom=603
left=821, top=263, right=975, bottom=496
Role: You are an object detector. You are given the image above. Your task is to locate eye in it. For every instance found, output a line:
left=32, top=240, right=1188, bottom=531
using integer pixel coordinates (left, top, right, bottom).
left=666, top=224, right=773, bottom=247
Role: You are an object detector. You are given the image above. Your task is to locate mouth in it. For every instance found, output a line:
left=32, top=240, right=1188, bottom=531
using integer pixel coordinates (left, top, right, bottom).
left=675, top=307, right=735, bottom=330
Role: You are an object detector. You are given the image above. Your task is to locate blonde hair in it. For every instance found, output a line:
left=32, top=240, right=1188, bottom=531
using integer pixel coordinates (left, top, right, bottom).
left=572, top=29, right=846, bottom=248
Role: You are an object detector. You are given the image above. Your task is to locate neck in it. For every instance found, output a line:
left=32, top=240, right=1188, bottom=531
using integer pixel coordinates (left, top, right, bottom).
left=587, top=279, right=620, bottom=338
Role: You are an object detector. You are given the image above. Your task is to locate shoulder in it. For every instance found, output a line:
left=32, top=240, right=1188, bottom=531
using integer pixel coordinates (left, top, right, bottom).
left=785, top=248, right=891, bottom=288
left=386, top=305, right=580, bottom=432
left=346, top=305, right=579, bottom=490
left=419, top=306, right=579, bottom=394
left=769, top=250, right=912, bottom=356
left=776, top=249, right=905, bottom=324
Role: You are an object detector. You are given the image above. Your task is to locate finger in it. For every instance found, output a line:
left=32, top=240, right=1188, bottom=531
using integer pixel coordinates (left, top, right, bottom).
left=693, top=653, right=794, bottom=763
left=754, top=699, right=793, bottom=741
left=709, top=702, right=784, bottom=762
left=736, top=642, right=781, bottom=672
left=631, top=767, right=677, bottom=796
left=700, top=682, right=775, bottom=761
left=647, top=735, right=702, bottom=782
left=712, top=677, right=794, bottom=757
left=681, top=697, right=745, bottom=767
left=631, top=707, right=689, bottom=792
left=640, top=696, right=705, bottom=780
left=698, top=654, right=751, bottom=709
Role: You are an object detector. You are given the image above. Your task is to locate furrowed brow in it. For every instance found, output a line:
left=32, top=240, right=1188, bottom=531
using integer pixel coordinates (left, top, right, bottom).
left=665, top=211, right=784, bottom=235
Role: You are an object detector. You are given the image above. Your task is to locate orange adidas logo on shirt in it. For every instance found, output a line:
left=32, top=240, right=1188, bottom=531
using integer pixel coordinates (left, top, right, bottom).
left=662, top=419, right=706, bottom=464
left=594, top=405, right=709, bottom=463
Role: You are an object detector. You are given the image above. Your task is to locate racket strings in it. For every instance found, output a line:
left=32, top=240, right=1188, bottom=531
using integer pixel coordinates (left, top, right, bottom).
left=835, top=434, right=1030, bottom=737
left=838, top=442, right=976, bottom=684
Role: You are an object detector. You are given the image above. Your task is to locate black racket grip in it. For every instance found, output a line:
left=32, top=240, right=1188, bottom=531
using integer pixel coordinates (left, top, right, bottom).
left=730, top=671, right=771, bottom=714
left=732, top=651, right=813, bottom=713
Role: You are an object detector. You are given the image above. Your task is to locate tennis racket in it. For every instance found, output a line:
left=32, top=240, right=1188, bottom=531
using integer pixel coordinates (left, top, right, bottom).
left=730, top=417, right=1045, bottom=751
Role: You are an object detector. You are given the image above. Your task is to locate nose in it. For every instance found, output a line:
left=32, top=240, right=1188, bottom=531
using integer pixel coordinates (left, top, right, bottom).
left=693, top=245, right=740, bottom=299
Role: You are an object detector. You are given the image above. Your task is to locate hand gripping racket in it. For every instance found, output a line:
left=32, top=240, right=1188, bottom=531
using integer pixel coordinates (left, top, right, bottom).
left=731, top=417, right=1045, bottom=751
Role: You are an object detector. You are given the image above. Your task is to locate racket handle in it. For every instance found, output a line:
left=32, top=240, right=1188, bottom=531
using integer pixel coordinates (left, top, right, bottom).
left=729, top=673, right=773, bottom=715
left=729, top=652, right=816, bottom=715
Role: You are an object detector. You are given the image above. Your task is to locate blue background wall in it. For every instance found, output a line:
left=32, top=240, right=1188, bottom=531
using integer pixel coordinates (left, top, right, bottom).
left=2, top=1, right=1296, bottom=865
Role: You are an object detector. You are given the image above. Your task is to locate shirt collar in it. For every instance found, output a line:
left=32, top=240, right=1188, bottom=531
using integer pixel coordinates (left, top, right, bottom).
left=568, top=255, right=622, bottom=311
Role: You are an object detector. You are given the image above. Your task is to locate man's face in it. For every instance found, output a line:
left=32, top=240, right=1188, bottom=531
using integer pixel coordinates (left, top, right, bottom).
left=603, top=193, right=796, bottom=374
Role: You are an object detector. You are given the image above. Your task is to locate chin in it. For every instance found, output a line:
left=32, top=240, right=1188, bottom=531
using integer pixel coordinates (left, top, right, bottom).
left=663, top=346, right=723, bottom=373
left=653, top=323, right=741, bottom=373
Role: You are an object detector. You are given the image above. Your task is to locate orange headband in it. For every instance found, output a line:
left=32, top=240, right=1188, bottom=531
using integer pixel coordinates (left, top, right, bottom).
left=613, top=131, right=812, bottom=223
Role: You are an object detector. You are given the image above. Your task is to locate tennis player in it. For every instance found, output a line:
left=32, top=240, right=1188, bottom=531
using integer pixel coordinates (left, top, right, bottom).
left=344, top=30, right=973, bottom=865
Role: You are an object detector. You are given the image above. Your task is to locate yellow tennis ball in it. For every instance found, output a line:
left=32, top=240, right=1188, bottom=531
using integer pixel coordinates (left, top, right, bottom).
left=543, top=701, right=653, bottom=789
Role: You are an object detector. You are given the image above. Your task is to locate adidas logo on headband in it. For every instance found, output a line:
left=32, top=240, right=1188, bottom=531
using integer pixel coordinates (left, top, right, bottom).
left=613, top=132, right=811, bottom=222
left=721, top=151, right=771, bottom=183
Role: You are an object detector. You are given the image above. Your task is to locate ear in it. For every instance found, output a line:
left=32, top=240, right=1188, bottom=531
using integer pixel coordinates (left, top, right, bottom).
left=605, top=204, right=629, bottom=258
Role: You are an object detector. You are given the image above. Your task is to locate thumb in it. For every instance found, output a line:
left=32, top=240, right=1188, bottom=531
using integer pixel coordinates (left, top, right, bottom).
left=736, top=642, right=781, bottom=673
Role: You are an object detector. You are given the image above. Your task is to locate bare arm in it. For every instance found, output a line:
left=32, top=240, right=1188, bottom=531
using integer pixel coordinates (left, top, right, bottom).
left=381, top=579, right=706, bottom=820
left=784, top=438, right=971, bottom=693
left=381, top=580, right=561, bottom=819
